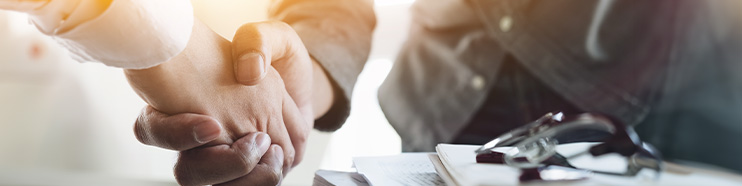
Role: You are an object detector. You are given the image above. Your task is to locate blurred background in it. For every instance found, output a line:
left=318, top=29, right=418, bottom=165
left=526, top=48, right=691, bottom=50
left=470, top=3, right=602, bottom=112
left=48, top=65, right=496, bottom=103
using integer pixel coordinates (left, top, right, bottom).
left=0, top=0, right=415, bottom=185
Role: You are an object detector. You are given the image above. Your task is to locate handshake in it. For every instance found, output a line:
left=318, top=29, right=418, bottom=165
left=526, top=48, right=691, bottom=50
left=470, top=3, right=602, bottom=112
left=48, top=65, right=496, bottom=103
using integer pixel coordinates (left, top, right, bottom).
left=127, top=21, right=330, bottom=186
left=2, top=1, right=336, bottom=185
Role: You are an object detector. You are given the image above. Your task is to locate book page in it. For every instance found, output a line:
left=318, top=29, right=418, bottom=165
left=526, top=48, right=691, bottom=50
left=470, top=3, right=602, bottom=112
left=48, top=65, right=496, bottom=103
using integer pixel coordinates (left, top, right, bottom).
left=435, top=143, right=742, bottom=186
left=353, top=153, right=446, bottom=186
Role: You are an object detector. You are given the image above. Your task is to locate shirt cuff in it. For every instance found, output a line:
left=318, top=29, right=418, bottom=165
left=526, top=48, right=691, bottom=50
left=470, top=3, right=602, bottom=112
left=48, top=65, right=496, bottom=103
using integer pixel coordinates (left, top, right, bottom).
left=52, top=0, right=194, bottom=69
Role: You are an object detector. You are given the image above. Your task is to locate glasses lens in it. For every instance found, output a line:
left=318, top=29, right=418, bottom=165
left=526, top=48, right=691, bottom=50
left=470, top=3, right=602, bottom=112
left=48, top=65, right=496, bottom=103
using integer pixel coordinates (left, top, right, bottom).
left=504, top=137, right=558, bottom=168
left=476, top=113, right=558, bottom=154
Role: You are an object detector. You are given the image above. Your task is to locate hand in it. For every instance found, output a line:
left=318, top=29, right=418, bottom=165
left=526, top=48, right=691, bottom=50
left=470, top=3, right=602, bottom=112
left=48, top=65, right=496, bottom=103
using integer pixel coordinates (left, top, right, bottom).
left=229, top=21, right=316, bottom=124
left=134, top=107, right=286, bottom=186
left=125, top=21, right=311, bottom=185
left=229, top=21, right=336, bottom=121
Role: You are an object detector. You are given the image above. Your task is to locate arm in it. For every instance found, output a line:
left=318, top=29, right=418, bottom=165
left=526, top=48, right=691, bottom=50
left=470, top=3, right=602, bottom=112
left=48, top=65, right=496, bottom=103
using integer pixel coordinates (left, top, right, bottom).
left=125, top=18, right=308, bottom=178
left=1, top=0, right=194, bottom=69
left=127, top=0, right=376, bottom=184
left=268, top=0, right=377, bottom=131
left=132, top=21, right=317, bottom=186
left=3, top=1, right=309, bottom=185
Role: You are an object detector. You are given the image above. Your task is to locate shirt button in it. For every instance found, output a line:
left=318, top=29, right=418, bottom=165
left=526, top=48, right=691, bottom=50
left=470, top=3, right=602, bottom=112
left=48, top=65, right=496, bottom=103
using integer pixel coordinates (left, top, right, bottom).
left=471, top=75, right=486, bottom=90
left=500, top=16, right=513, bottom=32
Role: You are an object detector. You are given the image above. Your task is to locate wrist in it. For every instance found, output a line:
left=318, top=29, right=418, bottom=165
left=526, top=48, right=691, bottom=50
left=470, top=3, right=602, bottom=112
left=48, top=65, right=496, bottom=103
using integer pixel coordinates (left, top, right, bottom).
left=124, top=56, right=198, bottom=114
left=311, top=58, right=335, bottom=119
left=124, top=20, right=224, bottom=115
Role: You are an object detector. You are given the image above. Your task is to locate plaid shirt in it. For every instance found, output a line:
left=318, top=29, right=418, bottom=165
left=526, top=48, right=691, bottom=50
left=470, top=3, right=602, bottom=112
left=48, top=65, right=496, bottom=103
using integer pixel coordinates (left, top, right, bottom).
left=271, top=0, right=742, bottom=172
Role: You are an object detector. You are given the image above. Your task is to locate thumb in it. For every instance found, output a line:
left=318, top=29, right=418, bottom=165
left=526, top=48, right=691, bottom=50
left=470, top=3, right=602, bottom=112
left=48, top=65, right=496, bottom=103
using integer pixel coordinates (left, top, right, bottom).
left=231, top=21, right=313, bottom=90
left=232, top=21, right=314, bottom=123
left=134, top=106, right=222, bottom=151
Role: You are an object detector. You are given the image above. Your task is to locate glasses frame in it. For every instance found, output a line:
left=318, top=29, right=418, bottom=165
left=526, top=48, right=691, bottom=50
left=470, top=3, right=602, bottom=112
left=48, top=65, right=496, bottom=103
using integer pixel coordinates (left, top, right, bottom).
left=475, top=112, right=664, bottom=178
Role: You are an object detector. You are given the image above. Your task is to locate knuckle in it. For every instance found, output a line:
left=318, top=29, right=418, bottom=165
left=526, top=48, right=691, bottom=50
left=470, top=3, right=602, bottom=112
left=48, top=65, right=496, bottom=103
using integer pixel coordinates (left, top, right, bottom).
left=257, top=165, right=283, bottom=186
left=240, top=156, right=258, bottom=175
left=291, top=134, right=308, bottom=166
left=133, top=114, right=151, bottom=145
left=266, top=172, right=282, bottom=186
left=295, top=129, right=309, bottom=145
left=237, top=22, right=259, bottom=32
left=269, top=20, right=292, bottom=30
left=174, top=161, right=200, bottom=186
left=293, top=147, right=305, bottom=166
left=259, top=20, right=297, bottom=38
left=236, top=23, right=262, bottom=38
left=284, top=146, right=296, bottom=167
left=273, top=21, right=301, bottom=39
left=235, top=143, right=260, bottom=174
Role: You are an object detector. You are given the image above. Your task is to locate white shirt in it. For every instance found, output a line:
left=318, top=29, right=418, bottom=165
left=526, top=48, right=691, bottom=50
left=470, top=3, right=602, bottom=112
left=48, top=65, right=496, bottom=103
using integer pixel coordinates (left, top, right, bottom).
left=1, top=0, right=194, bottom=69
left=0, top=12, right=179, bottom=182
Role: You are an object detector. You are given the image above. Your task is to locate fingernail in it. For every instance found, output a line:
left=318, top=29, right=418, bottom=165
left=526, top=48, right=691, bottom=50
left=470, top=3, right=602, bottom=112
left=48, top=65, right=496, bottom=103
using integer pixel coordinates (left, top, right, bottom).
left=255, top=132, right=271, bottom=153
left=193, top=121, right=221, bottom=143
left=273, top=145, right=284, bottom=162
left=237, top=52, right=265, bottom=82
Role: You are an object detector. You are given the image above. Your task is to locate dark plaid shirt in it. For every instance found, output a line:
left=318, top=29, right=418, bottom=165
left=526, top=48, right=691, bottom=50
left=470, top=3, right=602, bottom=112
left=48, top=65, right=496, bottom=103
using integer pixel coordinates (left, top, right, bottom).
left=271, top=0, right=742, bottom=172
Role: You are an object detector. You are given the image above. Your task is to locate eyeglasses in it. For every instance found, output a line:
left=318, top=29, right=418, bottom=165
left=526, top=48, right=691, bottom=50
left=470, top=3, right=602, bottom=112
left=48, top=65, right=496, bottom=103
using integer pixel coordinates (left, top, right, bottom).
left=475, top=112, right=664, bottom=181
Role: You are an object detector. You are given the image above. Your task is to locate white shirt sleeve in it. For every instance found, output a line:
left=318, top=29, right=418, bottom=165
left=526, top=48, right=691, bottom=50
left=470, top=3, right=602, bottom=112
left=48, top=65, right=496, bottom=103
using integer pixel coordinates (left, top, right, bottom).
left=34, top=0, right=194, bottom=69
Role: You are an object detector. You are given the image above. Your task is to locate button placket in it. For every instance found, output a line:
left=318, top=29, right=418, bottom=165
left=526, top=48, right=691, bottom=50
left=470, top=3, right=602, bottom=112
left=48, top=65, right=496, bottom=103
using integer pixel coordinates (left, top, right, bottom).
left=471, top=75, right=486, bottom=90
left=499, top=16, right=513, bottom=32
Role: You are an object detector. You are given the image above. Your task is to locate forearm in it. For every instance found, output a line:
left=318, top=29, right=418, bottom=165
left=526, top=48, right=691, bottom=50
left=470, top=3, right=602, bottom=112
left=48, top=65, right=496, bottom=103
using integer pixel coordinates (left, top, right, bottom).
left=8, top=0, right=195, bottom=69
left=312, top=59, right=334, bottom=119
left=124, top=20, right=229, bottom=115
left=124, top=20, right=305, bottom=171
left=270, top=0, right=376, bottom=130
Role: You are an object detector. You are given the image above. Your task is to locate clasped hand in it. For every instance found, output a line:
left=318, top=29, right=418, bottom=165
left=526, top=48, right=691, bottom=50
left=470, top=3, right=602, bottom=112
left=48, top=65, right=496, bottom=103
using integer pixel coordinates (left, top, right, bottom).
left=128, top=21, right=314, bottom=186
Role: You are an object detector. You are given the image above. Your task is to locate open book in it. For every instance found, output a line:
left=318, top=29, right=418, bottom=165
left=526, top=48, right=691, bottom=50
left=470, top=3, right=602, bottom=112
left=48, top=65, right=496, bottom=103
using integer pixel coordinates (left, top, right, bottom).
left=313, top=153, right=445, bottom=186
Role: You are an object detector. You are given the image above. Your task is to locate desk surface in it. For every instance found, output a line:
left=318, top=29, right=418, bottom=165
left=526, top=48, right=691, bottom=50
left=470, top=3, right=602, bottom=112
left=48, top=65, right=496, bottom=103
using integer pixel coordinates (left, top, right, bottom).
left=0, top=169, right=177, bottom=186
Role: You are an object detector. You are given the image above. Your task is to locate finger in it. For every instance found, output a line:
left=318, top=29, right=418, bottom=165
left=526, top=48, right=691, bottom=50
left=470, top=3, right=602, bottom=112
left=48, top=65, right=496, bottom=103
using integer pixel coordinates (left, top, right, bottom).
left=175, top=132, right=272, bottom=186
left=232, top=21, right=315, bottom=126
left=215, top=145, right=285, bottom=186
left=231, top=21, right=312, bottom=92
left=134, top=106, right=222, bottom=151
left=0, top=0, right=48, bottom=12
left=283, top=91, right=311, bottom=167
left=264, top=104, right=296, bottom=175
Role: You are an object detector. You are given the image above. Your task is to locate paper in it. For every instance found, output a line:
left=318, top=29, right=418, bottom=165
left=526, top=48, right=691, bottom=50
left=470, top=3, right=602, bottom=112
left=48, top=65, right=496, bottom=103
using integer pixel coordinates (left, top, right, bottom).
left=313, top=170, right=369, bottom=186
left=434, top=143, right=742, bottom=186
left=436, top=144, right=522, bottom=186
left=429, top=154, right=456, bottom=186
left=353, top=153, right=446, bottom=186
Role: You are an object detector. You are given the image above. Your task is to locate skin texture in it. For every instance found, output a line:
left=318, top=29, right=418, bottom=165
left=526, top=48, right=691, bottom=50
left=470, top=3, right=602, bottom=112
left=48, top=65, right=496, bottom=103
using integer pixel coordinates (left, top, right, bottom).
left=229, top=21, right=335, bottom=120
left=0, top=1, right=323, bottom=185
left=134, top=21, right=338, bottom=185
left=125, top=20, right=310, bottom=186
left=134, top=107, right=286, bottom=186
